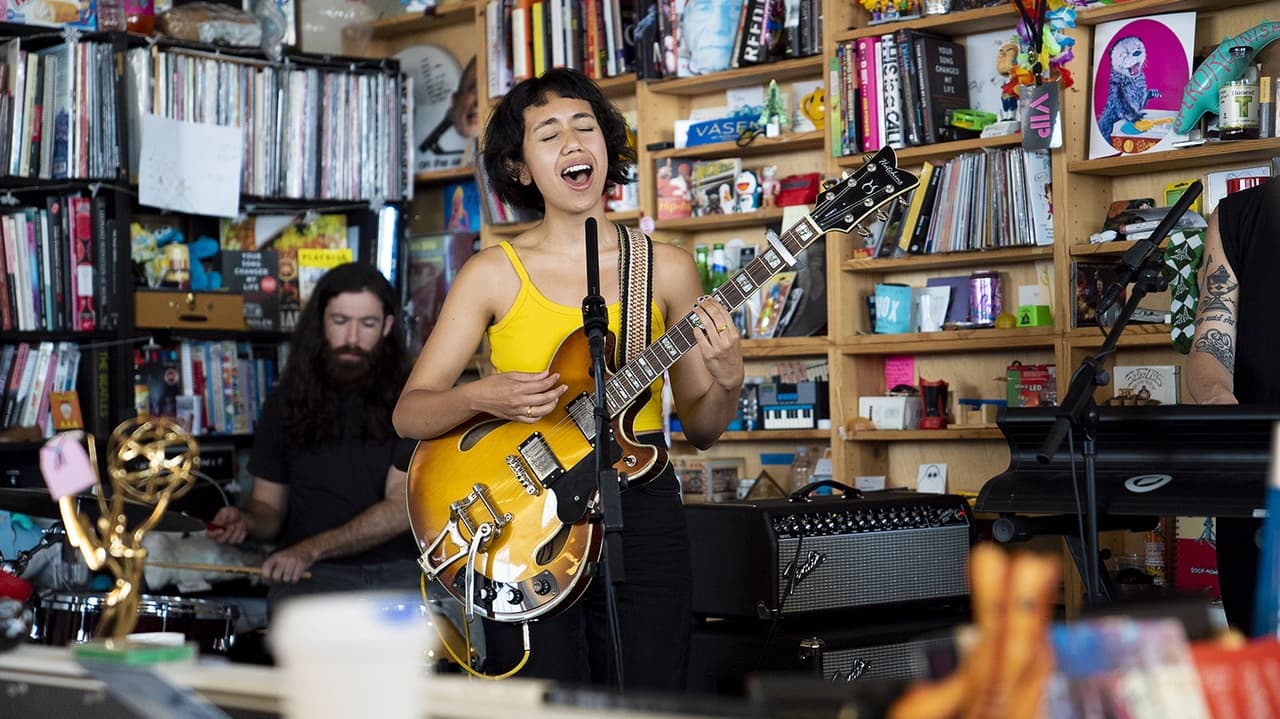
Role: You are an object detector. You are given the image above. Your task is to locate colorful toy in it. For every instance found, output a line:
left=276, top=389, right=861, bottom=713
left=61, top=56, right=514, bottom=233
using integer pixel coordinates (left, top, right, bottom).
left=1002, top=0, right=1083, bottom=105
left=1175, top=21, right=1280, bottom=133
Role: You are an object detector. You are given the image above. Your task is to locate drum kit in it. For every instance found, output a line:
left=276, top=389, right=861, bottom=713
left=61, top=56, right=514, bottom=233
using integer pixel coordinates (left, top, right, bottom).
left=0, top=486, right=242, bottom=655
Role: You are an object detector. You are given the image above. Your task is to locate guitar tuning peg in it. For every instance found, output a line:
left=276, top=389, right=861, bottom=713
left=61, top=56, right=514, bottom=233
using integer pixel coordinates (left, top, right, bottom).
left=841, top=170, right=852, bottom=179
left=822, top=178, right=839, bottom=191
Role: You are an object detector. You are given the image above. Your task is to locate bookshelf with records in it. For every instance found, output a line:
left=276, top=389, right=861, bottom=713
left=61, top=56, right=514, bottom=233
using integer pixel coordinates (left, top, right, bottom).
left=0, top=23, right=412, bottom=485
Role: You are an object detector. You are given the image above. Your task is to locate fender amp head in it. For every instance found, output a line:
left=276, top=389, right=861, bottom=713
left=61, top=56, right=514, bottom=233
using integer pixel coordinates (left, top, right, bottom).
left=685, top=492, right=972, bottom=619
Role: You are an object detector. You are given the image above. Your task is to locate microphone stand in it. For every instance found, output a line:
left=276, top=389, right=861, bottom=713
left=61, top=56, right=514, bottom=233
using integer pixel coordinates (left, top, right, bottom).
left=1037, top=257, right=1168, bottom=607
left=581, top=217, right=627, bottom=688
left=1037, top=180, right=1200, bottom=608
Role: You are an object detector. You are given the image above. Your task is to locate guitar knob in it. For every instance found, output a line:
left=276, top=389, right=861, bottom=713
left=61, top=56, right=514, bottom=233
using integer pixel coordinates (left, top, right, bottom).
left=505, top=588, right=524, bottom=605
left=532, top=579, right=552, bottom=596
left=477, top=585, right=496, bottom=602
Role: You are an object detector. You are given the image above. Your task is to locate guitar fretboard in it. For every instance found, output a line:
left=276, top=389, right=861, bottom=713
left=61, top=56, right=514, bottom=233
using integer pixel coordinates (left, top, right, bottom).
left=602, top=215, right=822, bottom=418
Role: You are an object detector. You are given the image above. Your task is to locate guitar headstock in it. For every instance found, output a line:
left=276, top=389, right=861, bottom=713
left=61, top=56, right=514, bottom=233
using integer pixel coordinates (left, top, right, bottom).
left=808, top=147, right=919, bottom=236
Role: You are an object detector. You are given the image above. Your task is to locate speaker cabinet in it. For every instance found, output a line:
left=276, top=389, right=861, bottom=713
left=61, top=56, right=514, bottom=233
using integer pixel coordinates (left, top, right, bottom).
left=685, top=492, right=973, bottom=619
left=687, top=610, right=966, bottom=695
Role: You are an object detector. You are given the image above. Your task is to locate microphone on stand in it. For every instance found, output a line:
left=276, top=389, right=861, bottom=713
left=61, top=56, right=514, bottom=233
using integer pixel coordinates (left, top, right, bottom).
left=582, top=217, right=608, bottom=343
left=1098, top=180, right=1203, bottom=315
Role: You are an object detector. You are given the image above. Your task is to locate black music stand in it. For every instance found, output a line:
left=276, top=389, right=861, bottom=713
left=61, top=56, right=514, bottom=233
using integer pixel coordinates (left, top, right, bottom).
left=1036, top=257, right=1169, bottom=607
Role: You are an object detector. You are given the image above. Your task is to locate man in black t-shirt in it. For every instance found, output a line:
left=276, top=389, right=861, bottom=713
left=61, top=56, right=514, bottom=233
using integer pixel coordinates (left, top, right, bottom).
left=1187, top=177, right=1280, bottom=635
left=209, top=263, right=419, bottom=610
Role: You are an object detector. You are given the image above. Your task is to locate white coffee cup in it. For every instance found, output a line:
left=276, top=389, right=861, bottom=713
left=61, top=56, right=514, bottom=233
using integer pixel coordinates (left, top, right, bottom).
left=269, top=592, right=430, bottom=719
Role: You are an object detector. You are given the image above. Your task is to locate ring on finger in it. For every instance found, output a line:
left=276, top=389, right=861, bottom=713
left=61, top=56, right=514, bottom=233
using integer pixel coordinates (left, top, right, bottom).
left=526, top=405, right=533, bottom=418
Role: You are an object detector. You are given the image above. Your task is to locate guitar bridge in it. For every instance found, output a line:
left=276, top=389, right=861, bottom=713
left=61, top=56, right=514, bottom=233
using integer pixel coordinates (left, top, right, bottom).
left=418, top=484, right=510, bottom=581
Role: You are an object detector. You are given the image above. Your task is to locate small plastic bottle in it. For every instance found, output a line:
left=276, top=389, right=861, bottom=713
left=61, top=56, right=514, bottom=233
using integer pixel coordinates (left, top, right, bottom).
left=787, top=447, right=813, bottom=494
left=710, top=243, right=729, bottom=291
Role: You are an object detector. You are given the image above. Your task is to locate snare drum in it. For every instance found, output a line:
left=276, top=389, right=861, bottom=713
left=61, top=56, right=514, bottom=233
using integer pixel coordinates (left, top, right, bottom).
left=33, top=591, right=238, bottom=654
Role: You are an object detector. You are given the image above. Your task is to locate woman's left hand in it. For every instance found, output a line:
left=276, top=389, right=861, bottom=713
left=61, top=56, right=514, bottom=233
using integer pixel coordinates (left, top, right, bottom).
left=691, top=296, right=744, bottom=390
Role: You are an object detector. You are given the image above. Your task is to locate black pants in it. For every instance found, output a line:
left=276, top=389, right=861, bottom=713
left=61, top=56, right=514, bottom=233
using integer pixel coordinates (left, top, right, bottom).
left=1216, top=516, right=1261, bottom=634
left=482, top=464, right=693, bottom=691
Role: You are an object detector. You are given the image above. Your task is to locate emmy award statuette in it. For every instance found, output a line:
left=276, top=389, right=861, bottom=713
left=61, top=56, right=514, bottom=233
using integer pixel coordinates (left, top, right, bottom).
left=39, top=414, right=200, bottom=663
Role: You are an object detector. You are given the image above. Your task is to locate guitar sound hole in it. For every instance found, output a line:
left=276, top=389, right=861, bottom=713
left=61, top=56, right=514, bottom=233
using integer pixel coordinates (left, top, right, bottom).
left=535, top=524, right=572, bottom=566
left=459, top=420, right=503, bottom=452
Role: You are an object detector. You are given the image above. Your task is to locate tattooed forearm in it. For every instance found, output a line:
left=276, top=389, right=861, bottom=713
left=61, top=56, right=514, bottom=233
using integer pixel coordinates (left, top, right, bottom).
left=1194, top=328, right=1235, bottom=371
left=1198, top=313, right=1237, bottom=327
left=1199, top=264, right=1237, bottom=314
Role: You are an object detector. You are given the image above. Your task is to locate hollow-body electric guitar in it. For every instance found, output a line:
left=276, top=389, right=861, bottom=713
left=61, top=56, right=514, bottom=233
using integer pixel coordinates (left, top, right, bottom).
left=406, top=146, right=918, bottom=622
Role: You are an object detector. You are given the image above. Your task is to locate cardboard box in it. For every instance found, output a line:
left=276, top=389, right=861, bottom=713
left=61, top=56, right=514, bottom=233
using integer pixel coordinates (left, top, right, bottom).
left=6, top=0, right=97, bottom=29
left=135, top=291, right=246, bottom=331
left=857, top=396, right=922, bottom=431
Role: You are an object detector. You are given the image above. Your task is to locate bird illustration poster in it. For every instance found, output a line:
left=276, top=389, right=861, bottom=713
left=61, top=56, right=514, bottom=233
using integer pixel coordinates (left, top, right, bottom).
left=395, top=44, right=479, bottom=173
left=1088, top=12, right=1195, bottom=159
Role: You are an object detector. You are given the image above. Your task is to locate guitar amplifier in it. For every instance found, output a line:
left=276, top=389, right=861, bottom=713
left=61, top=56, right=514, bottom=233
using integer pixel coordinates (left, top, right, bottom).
left=685, top=492, right=972, bottom=619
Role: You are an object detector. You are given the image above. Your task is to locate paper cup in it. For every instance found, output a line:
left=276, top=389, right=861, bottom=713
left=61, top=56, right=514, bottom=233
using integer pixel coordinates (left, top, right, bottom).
left=269, top=592, right=430, bottom=719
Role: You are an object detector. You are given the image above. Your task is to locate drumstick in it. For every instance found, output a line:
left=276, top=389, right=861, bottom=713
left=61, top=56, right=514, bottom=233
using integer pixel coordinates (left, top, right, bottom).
left=148, top=561, right=313, bottom=579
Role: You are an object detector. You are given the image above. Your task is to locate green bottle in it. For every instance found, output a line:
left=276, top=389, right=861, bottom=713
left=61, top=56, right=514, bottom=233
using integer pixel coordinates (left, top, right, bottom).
left=694, top=244, right=711, bottom=293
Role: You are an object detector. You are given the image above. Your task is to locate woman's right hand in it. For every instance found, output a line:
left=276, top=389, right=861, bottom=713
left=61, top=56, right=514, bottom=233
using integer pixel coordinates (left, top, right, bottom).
left=480, top=370, right=568, bottom=422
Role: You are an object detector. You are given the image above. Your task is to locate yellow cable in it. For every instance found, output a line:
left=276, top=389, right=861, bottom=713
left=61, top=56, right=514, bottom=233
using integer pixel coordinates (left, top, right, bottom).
left=420, top=573, right=531, bottom=680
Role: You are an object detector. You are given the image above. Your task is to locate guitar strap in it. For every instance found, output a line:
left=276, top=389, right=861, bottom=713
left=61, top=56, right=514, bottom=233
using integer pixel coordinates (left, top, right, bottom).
left=616, top=223, right=652, bottom=366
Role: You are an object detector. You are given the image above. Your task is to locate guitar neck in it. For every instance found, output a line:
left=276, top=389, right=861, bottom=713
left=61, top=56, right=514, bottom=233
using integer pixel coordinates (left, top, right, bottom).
left=602, top=213, right=823, bottom=418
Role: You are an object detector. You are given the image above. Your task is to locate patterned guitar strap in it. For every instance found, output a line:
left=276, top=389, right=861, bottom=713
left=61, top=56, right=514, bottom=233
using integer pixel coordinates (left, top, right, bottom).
left=616, top=223, right=653, bottom=368
left=1163, top=228, right=1205, bottom=354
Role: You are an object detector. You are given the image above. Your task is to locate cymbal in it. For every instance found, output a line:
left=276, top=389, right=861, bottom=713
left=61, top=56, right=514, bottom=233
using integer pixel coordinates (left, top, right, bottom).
left=0, top=488, right=205, bottom=533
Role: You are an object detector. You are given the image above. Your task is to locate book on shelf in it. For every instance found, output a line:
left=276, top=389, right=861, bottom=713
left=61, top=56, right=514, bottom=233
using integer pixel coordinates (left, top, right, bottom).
left=298, top=247, right=354, bottom=306
left=1087, top=12, right=1195, bottom=160
left=914, top=34, right=969, bottom=146
left=1072, top=261, right=1123, bottom=328
left=221, top=250, right=281, bottom=332
left=656, top=157, right=694, bottom=220
left=1203, top=164, right=1272, bottom=215
left=679, top=0, right=742, bottom=75
left=403, top=232, right=479, bottom=354
left=879, top=33, right=905, bottom=150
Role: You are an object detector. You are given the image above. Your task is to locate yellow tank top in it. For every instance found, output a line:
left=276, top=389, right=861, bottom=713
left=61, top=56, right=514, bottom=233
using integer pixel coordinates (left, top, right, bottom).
left=488, top=241, right=667, bottom=433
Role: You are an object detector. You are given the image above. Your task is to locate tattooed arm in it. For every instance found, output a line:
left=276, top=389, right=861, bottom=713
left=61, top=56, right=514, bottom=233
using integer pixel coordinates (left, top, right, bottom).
left=1186, top=213, right=1240, bottom=405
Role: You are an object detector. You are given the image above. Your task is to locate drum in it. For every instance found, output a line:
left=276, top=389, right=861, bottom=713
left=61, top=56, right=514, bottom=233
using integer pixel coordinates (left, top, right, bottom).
left=32, top=591, right=238, bottom=654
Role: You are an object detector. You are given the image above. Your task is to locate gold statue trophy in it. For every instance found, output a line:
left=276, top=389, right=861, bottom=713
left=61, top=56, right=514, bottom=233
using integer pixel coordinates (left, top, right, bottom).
left=41, top=415, right=199, bottom=660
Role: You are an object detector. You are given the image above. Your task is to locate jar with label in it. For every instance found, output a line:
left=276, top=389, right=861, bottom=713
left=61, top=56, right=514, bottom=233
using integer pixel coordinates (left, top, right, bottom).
left=1220, top=47, right=1260, bottom=140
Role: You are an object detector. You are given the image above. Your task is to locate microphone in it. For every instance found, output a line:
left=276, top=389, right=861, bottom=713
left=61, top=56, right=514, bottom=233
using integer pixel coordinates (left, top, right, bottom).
left=582, top=217, right=608, bottom=343
left=1098, top=180, right=1202, bottom=315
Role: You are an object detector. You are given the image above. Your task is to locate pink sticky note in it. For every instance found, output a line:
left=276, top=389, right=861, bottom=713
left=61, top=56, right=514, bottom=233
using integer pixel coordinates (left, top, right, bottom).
left=884, top=355, right=916, bottom=391
left=38, top=433, right=97, bottom=501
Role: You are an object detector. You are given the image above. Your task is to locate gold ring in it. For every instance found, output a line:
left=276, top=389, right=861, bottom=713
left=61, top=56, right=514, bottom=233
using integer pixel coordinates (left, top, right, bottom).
left=526, top=406, right=533, bottom=418
left=715, top=324, right=728, bottom=333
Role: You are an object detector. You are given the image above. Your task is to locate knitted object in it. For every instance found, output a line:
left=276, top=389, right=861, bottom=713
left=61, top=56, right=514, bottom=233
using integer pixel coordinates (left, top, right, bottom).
left=1163, top=229, right=1205, bottom=354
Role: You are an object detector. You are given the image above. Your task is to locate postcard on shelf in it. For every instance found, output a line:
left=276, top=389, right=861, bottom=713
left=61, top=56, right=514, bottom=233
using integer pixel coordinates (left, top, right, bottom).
left=396, top=44, right=478, bottom=173
left=1088, top=12, right=1195, bottom=160
left=1113, top=365, right=1180, bottom=405
left=48, top=390, right=83, bottom=431
left=139, top=114, right=244, bottom=218
left=442, top=180, right=482, bottom=232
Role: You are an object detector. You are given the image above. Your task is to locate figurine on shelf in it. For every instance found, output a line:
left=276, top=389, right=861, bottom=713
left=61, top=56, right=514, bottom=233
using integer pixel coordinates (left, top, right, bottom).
left=758, top=80, right=789, bottom=137
left=860, top=0, right=922, bottom=25
left=735, top=169, right=760, bottom=213
left=760, top=165, right=780, bottom=208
